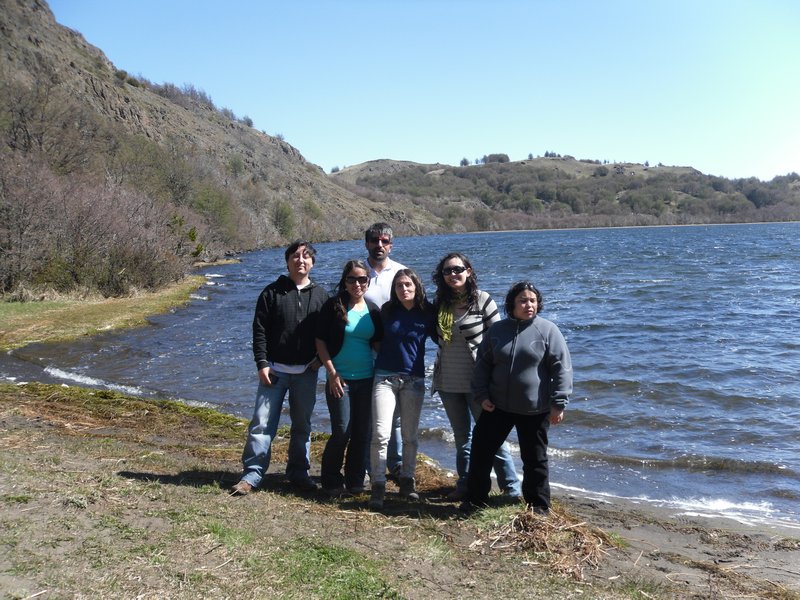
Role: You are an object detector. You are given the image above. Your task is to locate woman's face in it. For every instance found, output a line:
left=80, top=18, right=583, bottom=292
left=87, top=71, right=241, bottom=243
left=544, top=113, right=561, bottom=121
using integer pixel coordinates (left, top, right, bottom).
left=441, top=258, right=471, bottom=292
left=512, top=289, right=538, bottom=320
left=344, top=267, right=369, bottom=300
left=394, top=275, right=416, bottom=306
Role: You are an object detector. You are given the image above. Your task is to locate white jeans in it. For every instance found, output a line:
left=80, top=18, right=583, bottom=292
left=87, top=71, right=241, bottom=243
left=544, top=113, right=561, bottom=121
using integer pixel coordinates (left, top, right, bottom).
left=370, top=373, right=425, bottom=484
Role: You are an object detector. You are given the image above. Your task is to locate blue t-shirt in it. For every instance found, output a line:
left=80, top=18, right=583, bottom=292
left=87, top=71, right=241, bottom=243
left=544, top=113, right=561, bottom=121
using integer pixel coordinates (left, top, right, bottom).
left=332, top=305, right=376, bottom=380
left=375, top=304, right=435, bottom=378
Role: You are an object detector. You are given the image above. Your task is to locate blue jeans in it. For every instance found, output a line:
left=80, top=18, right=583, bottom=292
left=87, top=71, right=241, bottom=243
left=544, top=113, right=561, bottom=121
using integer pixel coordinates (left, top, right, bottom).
left=438, top=391, right=521, bottom=496
left=466, top=407, right=551, bottom=509
left=370, top=373, right=425, bottom=484
left=240, top=367, right=318, bottom=488
left=321, top=377, right=373, bottom=490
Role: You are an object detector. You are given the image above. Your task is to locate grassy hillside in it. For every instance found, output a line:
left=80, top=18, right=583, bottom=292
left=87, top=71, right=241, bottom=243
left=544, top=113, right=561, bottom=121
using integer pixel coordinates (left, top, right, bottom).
left=331, top=157, right=800, bottom=232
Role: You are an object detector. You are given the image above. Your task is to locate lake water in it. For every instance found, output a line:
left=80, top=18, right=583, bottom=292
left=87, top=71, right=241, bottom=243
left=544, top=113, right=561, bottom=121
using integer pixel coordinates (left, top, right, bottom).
left=4, top=223, right=800, bottom=529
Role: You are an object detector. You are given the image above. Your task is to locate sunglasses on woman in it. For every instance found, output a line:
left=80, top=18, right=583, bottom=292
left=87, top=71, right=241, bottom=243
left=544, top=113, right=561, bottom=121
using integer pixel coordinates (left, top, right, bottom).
left=345, top=276, right=369, bottom=285
left=442, top=266, right=467, bottom=276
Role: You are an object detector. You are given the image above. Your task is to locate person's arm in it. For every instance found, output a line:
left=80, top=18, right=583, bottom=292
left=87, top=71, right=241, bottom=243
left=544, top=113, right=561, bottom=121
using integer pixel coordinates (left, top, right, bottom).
left=252, top=290, right=272, bottom=384
left=368, top=302, right=383, bottom=353
left=546, top=324, right=573, bottom=416
left=482, top=294, right=501, bottom=327
left=315, top=338, right=344, bottom=398
left=471, top=333, right=494, bottom=410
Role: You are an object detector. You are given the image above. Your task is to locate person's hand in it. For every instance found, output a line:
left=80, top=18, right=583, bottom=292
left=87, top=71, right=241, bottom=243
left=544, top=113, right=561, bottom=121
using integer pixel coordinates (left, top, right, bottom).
left=549, top=406, right=564, bottom=425
left=481, top=398, right=495, bottom=412
left=258, top=367, right=273, bottom=386
left=327, top=373, right=345, bottom=398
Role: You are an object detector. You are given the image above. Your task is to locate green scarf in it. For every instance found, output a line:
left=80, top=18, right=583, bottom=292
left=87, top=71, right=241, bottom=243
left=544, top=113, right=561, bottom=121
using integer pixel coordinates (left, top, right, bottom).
left=437, top=293, right=468, bottom=344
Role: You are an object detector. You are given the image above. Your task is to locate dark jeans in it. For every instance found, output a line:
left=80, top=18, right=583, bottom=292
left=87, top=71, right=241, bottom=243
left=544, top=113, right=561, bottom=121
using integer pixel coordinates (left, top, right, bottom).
left=321, top=377, right=373, bottom=490
left=466, top=407, right=551, bottom=510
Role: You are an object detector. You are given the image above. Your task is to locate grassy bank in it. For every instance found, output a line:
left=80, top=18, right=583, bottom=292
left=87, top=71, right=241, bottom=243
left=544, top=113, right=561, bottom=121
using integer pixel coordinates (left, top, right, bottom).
left=0, top=276, right=206, bottom=351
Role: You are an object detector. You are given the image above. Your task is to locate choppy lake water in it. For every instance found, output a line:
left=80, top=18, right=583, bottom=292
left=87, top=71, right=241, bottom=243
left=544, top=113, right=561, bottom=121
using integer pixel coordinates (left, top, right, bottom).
left=4, top=223, right=799, bottom=529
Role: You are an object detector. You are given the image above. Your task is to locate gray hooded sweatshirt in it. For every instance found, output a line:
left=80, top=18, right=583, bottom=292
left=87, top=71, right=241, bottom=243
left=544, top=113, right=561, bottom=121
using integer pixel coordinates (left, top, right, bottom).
left=471, top=316, right=572, bottom=415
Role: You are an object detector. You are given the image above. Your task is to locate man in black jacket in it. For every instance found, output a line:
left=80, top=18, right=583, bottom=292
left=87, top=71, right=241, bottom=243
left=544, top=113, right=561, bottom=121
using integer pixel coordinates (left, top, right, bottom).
left=232, top=240, right=329, bottom=495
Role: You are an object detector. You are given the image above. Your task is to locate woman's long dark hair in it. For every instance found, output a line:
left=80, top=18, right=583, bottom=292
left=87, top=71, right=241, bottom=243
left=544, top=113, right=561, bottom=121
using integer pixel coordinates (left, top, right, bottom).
left=333, top=259, right=369, bottom=322
left=388, top=268, right=427, bottom=311
left=432, top=252, right=478, bottom=308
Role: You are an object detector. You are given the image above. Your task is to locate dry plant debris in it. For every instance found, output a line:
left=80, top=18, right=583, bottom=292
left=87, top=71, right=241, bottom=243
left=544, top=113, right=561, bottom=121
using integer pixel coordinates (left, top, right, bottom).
left=472, top=504, right=616, bottom=581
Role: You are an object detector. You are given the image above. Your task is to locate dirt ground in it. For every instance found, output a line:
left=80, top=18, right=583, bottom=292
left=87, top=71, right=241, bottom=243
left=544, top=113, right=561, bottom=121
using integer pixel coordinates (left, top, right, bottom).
left=1, top=382, right=798, bottom=600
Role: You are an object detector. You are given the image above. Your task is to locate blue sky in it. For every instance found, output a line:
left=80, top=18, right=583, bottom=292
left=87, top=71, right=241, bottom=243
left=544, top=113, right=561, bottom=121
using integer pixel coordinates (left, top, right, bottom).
left=48, top=0, right=799, bottom=181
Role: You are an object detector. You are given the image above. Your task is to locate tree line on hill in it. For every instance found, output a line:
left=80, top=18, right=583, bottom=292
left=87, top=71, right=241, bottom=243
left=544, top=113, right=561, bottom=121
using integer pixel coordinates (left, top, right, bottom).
left=350, top=159, right=800, bottom=233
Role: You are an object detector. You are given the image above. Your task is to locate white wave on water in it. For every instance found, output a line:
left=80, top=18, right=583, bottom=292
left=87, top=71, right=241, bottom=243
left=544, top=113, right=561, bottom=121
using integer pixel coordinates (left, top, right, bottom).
left=205, top=273, right=225, bottom=279
left=553, top=483, right=800, bottom=530
left=189, top=294, right=209, bottom=301
left=43, top=366, right=145, bottom=397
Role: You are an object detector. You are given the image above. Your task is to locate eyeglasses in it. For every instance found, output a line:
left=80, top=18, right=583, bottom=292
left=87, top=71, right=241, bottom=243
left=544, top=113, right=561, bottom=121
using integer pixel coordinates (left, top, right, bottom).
left=345, top=276, right=369, bottom=285
left=368, top=237, right=392, bottom=245
left=442, top=266, right=467, bottom=276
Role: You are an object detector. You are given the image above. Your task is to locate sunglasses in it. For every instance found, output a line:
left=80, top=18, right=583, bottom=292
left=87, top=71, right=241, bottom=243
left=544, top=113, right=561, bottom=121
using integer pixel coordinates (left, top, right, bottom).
left=345, top=276, right=369, bottom=285
left=442, top=265, right=468, bottom=276
left=368, top=237, right=392, bottom=245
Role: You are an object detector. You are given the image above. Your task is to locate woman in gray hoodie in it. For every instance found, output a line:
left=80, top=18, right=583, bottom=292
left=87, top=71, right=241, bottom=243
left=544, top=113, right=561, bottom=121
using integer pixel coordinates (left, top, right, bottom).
left=462, top=281, right=573, bottom=514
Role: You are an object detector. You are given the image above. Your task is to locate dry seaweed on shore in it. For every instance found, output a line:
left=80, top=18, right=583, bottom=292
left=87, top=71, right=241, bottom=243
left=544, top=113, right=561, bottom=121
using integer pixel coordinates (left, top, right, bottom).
left=471, top=504, right=617, bottom=581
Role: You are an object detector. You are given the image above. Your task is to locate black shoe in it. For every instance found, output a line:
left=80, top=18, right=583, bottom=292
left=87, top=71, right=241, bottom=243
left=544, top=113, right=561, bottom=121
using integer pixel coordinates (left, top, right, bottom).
left=369, top=483, right=385, bottom=511
left=458, top=500, right=478, bottom=515
left=527, top=504, right=549, bottom=516
left=398, top=477, right=419, bottom=501
left=386, top=464, right=402, bottom=483
left=290, top=477, right=318, bottom=492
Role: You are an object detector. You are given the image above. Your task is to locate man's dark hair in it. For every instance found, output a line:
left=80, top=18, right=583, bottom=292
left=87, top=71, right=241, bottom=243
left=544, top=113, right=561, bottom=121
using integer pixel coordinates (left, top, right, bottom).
left=364, top=222, right=394, bottom=243
left=284, top=239, right=317, bottom=264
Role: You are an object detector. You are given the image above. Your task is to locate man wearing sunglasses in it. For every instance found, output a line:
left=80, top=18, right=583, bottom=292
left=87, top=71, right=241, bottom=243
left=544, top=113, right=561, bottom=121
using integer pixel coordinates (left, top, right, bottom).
left=363, top=222, right=406, bottom=480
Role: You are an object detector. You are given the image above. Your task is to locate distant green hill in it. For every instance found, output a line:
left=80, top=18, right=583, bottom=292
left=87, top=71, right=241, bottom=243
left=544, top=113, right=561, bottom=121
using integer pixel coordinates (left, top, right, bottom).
left=330, top=157, right=800, bottom=232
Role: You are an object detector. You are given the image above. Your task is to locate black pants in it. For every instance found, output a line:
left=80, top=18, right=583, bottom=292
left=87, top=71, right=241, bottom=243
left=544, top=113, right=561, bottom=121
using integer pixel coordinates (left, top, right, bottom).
left=466, top=407, right=551, bottom=510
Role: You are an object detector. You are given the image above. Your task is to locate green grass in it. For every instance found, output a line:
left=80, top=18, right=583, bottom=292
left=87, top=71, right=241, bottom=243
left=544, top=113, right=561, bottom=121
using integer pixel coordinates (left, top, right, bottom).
left=0, top=276, right=205, bottom=350
left=276, top=538, right=401, bottom=600
left=206, top=520, right=255, bottom=548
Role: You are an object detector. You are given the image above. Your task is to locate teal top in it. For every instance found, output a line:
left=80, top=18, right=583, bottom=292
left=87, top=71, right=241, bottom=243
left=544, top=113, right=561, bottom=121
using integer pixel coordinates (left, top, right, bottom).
left=332, top=305, right=376, bottom=380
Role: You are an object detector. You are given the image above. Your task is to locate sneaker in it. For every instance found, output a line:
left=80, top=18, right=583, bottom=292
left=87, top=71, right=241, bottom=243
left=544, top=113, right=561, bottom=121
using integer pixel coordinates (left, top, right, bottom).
left=230, top=480, right=254, bottom=496
left=323, top=486, right=345, bottom=497
left=347, top=485, right=366, bottom=494
left=458, top=500, right=478, bottom=515
left=290, top=477, right=318, bottom=492
left=502, top=488, right=523, bottom=499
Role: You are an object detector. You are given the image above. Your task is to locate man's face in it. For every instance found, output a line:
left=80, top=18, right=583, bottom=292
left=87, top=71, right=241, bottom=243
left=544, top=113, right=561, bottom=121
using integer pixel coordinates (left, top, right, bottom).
left=286, top=245, right=314, bottom=279
left=365, top=233, right=393, bottom=263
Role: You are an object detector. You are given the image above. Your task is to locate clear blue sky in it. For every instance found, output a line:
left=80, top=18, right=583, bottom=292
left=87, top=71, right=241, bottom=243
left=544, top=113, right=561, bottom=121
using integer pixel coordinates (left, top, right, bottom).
left=48, top=0, right=799, bottom=181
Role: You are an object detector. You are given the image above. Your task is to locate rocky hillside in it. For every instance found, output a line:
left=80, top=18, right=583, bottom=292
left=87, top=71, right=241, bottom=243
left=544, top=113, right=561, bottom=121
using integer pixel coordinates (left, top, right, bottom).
left=0, top=0, right=438, bottom=252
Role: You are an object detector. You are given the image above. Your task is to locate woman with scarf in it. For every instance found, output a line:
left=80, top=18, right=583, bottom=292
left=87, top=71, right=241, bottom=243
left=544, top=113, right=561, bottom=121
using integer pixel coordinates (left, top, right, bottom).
left=431, top=253, right=521, bottom=501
